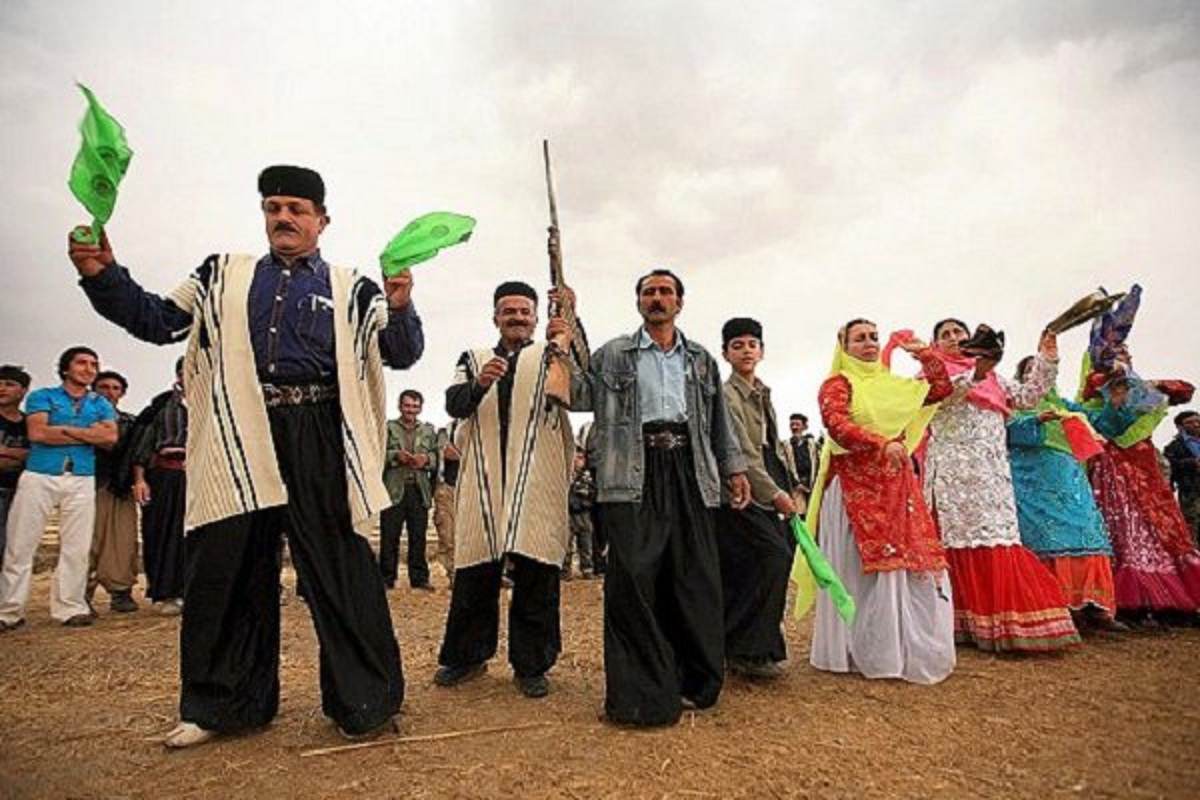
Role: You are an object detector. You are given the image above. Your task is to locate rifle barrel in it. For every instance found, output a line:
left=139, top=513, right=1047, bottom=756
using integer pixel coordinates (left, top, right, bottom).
left=543, top=139, right=560, bottom=230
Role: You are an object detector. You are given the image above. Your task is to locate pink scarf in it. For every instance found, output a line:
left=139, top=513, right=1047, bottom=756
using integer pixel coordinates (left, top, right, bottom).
left=923, top=346, right=1010, bottom=417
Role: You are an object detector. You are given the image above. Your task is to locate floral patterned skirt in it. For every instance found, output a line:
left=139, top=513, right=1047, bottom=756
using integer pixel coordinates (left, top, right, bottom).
left=945, top=544, right=1081, bottom=652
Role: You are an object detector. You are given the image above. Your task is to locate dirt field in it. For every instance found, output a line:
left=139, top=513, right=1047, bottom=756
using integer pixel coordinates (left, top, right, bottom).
left=2, top=568, right=1198, bottom=800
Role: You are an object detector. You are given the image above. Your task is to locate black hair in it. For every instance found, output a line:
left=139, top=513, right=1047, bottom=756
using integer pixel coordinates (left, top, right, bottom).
left=1176, top=410, right=1199, bottom=427
left=0, top=364, right=31, bottom=388
left=933, top=318, right=970, bottom=341
left=1014, top=356, right=1035, bottom=381
left=94, top=370, right=128, bottom=392
left=636, top=269, right=685, bottom=298
left=400, top=389, right=425, bottom=405
left=57, top=346, right=98, bottom=379
left=790, top=413, right=808, bottom=424
left=839, top=318, right=875, bottom=346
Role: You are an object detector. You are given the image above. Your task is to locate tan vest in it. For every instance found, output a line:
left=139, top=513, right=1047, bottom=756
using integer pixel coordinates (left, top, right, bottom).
left=453, top=342, right=573, bottom=568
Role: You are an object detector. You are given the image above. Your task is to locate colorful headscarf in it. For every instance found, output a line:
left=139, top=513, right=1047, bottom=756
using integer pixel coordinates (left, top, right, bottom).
left=1088, top=284, right=1141, bottom=371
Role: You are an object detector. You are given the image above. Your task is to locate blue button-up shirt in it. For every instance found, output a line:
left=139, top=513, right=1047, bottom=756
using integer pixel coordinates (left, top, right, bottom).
left=636, top=327, right=688, bottom=424
left=23, top=386, right=115, bottom=477
left=249, top=252, right=338, bottom=380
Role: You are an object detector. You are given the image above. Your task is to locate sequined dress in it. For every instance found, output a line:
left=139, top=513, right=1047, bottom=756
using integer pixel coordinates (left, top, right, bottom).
left=925, top=354, right=1080, bottom=652
left=1087, top=385, right=1200, bottom=611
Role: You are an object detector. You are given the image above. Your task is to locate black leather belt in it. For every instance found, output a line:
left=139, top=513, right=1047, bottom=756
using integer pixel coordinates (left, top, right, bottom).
left=262, top=382, right=338, bottom=408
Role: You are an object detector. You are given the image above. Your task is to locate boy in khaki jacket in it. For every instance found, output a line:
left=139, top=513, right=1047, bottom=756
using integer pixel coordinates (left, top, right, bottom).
left=717, top=317, right=797, bottom=679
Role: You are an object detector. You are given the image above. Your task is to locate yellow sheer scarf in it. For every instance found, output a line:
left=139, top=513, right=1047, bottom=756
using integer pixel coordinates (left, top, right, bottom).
left=804, top=343, right=936, bottom=533
left=793, top=341, right=938, bottom=618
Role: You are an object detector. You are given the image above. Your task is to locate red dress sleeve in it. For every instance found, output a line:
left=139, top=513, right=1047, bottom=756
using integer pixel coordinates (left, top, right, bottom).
left=1156, top=380, right=1195, bottom=405
left=819, top=375, right=888, bottom=453
left=1082, top=370, right=1108, bottom=401
left=914, top=349, right=953, bottom=404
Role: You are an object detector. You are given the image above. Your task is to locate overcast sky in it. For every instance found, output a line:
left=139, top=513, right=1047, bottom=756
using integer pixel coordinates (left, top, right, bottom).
left=1, top=1, right=1197, bottom=443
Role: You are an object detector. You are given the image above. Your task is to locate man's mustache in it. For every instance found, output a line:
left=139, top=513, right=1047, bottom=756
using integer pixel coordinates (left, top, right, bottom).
left=273, top=223, right=298, bottom=233
left=649, top=302, right=666, bottom=313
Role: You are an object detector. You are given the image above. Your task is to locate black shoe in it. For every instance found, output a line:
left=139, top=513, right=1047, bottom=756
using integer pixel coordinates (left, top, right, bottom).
left=728, top=657, right=784, bottom=680
left=63, top=614, right=94, bottom=628
left=434, top=662, right=486, bottom=687
left=338, top=714, right=401, bottom=741
left=110, top=591, right=139, bottom=613
left=0, top=618, right=25, bottom=634
left=516, top=673, right=549, bottom=699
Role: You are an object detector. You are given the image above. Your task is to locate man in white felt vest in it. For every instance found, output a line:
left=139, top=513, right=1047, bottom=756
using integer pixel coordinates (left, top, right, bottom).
left=69, top=165, right=421, bottom=747
left=433, top=280, right=579, bottom=699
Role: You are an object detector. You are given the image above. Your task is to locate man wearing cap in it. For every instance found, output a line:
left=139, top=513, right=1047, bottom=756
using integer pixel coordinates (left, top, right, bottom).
left=575, top=269, right=750, bottom=727
left=717, top=317, right=796, bottom=680
left=433, top=281, right=577, bottom=699
left=67, top=166, right=421, bottom=746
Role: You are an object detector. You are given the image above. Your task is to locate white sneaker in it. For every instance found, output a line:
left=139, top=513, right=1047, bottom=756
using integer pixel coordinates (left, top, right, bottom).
left=163, top=722, right=215, bottom=749
left=157, top=599, right=183, bottom=617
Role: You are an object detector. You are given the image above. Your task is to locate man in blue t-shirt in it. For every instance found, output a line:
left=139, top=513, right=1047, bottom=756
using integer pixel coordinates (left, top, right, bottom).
left=0, top=347, right=117, bottom=631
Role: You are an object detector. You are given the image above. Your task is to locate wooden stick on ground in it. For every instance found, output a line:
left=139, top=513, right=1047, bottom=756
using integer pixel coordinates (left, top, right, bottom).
left=299, top=721, right=556, bottom=758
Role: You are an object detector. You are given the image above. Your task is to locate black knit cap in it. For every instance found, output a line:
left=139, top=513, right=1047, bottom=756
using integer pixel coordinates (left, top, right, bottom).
left=722, top=317, right=763, bottom=347
left=493, top=281, right=538, bottom=306
left=258, top=165, right=325, bottom=207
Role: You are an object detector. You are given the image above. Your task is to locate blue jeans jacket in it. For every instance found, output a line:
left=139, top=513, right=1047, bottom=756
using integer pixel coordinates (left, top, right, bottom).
left=572, top=327, right=746, bottom=507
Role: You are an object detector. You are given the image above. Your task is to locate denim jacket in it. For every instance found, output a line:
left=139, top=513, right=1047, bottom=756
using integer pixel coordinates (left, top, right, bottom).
left=572, top=326, right=746, bottom=506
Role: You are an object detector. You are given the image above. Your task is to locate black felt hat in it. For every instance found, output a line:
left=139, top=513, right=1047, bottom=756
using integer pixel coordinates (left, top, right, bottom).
left=258, top=165, right=325, bottom=207
left=493, top=281, right=538, bottom=306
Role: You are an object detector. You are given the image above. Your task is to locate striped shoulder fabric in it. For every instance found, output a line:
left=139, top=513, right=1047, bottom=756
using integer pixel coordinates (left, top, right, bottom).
left=171, top=254, right=389, bottom=535
left=453, top=342, right=573, bottom=569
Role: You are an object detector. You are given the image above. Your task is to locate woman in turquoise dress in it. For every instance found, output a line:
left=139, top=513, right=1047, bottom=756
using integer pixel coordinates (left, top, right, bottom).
left=1007, top=356, right=1122, bottom=633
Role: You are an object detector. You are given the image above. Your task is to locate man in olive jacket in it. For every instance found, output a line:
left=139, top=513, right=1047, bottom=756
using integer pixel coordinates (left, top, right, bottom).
left=380, top=390, right=439, bottom=590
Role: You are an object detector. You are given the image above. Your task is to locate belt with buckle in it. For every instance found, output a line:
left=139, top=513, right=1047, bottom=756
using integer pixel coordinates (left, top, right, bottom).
left=262, top=382, right=338, bottom=409
left=644, top=430, right=689, bottom=450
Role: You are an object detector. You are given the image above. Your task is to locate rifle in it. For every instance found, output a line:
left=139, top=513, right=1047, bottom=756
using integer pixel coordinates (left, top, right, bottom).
left=543, top=140, right=590, bottom=376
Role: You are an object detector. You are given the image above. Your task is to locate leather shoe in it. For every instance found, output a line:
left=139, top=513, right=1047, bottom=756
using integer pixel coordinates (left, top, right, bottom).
left=63, top=614, right=94, bottom=628
left=339, top=714, right=401, bottom=741
left=516, top=673, right=549, bottom=699
left=728, top=657, right=783, bottom=680
left=110, top=591, right=139, bottom=613
left=434, top=662, right=486, bottom=687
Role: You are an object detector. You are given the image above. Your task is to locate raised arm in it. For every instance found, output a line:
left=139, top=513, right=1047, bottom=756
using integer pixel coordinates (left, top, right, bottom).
left=70, top=227, right=197, bottom=345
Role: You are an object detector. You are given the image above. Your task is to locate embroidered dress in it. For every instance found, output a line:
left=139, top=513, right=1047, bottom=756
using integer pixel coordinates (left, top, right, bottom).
left=925, top=354, right=1080, bottom=652
left=1007, top=406, right=1115, bottom=613
left=808, top=343, right=956, bottom=684
left=1087, top=389, right=1200, bottom=610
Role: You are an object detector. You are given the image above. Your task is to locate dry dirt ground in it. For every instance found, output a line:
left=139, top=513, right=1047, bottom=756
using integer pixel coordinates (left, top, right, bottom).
left=2, top=567, right=1199, bottom=800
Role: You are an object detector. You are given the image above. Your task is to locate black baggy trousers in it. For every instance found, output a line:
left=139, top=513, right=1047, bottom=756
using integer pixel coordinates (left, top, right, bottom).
left=179, top=400, right=403, bottom=735
left=600, top=443, right=724, bottom=726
